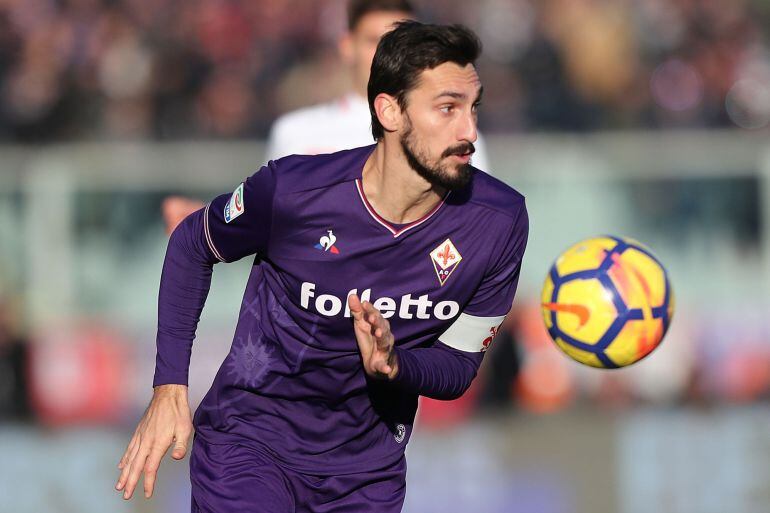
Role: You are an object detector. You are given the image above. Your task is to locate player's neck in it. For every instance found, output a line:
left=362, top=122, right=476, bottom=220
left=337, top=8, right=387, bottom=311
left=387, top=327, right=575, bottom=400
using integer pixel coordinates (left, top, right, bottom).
left=361, top=143, right=446, bottom=225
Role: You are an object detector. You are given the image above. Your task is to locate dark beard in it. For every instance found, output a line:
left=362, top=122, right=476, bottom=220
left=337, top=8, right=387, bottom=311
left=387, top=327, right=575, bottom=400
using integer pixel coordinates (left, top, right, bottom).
left=400, top=123, right=474, bottom=191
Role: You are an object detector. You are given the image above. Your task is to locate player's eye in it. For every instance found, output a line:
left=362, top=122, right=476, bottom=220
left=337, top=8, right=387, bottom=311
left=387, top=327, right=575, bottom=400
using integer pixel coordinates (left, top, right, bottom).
left=472, top=102, right=482, bottom=112
left=439, top=105, right=454, bottom=114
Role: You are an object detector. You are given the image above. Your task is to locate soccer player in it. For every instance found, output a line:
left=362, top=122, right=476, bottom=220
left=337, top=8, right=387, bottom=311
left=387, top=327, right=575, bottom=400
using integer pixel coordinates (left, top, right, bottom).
left=116, top=21, right=528, bottom=512
left=161, top=0, right=491, bottom=233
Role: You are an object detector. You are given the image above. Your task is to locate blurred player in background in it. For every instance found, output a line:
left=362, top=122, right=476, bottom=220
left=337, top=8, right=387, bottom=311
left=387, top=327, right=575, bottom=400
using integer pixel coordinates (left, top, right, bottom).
left=116, top=21, right=527, bottom=512
left=265, top=0, right=416, bottom=159
left=162, top=0, right=490, bottom=234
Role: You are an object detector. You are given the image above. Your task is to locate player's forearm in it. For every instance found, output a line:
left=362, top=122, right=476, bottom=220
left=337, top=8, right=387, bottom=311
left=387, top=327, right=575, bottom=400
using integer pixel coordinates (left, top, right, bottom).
left=154, top=209, right=218, bottom=387
left=390, top=342, right=483, bottom=400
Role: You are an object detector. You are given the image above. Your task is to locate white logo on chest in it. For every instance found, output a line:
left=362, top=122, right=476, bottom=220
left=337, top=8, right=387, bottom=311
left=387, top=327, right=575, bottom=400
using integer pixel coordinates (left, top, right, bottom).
left=314, top=229, right=340, bottom=254
left=299, top=282, right=459, bottom=320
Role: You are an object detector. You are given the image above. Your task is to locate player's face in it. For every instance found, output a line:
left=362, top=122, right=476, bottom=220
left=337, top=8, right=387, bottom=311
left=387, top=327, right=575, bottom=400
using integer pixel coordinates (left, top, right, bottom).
left=399, top=62, right=481, bottom=191
left=344, top=11, right=413, bottom=93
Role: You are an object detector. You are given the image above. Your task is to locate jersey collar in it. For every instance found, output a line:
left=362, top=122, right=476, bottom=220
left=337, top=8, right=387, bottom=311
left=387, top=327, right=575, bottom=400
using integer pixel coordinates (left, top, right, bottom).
left=354, top=178, right=450, bottom=238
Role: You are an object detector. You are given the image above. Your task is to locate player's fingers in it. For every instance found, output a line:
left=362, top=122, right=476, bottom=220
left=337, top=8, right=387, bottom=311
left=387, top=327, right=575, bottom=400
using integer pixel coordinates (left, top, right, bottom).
left=368, top=316, right=378, bottom=336
left=373, top=359, right=392, bottom=376
left=362, top=301, right=381, bottom=317
left=366, top=311, right=383, bottom=333
left=364, top=303, right=387, bottom=338
left=371, top=316, right=392, bottom=349
left=364, top=304, right=390, bottom=333
left=361, top=301, right=380, bottom=322
left=171, top=438, right=187, bottom=461
left=123, top=441, right=152, bottom=500
left=369, top=324, right=383, bottom=349
left=376, top=333, right=394, bottom=353
left=118, top=432, right=138, bottom=470
left=171, top=423, right=193, bottom=460
left=351, top=297, right=374, bottom=332
left=143, top=443, right=171, bottom=499
left=365, top=314, right=388, bottom=342
left=348, top=294, right=364, bottom=321
left=117, top=433, right=143, bottom=490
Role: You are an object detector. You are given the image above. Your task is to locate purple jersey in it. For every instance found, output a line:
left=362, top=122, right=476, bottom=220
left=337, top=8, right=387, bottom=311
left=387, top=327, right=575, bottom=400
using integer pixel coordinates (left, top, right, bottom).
left=154, top=145, right=528, bottom=475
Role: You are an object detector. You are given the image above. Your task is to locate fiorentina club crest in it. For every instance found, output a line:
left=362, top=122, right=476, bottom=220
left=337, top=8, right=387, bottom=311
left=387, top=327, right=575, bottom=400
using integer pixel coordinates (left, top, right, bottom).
left=430, top=239, right=462, bottom=286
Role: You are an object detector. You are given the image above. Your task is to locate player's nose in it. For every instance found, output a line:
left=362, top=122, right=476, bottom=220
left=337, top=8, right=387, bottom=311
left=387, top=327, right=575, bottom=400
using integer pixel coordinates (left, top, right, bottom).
left=457, top=110, right=478, bottom=144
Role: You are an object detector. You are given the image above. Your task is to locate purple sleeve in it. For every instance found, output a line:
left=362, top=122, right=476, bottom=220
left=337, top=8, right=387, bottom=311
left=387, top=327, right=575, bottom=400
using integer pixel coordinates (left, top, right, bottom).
left=205, top=163, right=277, bottom=263
left=391, top=342, right=483, bottom=400
left=153, top=209, right=218, bottom=387
left=464, top=204, right=529, bottom=317
left=152, top=164, right=278, bottom=386
left=390, top=203, right=529, bottom=400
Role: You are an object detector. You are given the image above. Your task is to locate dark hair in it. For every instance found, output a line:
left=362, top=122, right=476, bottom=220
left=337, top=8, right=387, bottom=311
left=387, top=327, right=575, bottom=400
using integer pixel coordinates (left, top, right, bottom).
left=367, top=21, right=482, bottom=140
left=348, top=0, right=415, bottom=31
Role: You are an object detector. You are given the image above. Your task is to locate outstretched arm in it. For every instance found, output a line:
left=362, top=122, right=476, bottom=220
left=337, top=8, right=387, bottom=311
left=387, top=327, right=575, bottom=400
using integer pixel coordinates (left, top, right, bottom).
left=117, top=164, right=278, bottom=500
left=117, top=210, right=215, bottom=500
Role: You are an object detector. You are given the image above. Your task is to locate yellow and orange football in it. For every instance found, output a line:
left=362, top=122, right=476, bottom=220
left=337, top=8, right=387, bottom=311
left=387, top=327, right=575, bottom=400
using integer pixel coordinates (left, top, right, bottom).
left=541, top=236, right=674, bottom=368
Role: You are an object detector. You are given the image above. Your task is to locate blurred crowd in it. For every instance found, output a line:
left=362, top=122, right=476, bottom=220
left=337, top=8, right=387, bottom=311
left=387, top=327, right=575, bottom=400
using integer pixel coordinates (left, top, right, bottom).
left=0, top=0, right=340, bottom=140
left=0, top=0, right=768, bottom=142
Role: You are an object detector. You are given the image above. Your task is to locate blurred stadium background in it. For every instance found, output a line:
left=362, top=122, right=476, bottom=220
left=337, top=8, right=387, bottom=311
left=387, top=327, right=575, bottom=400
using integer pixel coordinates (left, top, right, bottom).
left=1, top=0, right=770, bottom=512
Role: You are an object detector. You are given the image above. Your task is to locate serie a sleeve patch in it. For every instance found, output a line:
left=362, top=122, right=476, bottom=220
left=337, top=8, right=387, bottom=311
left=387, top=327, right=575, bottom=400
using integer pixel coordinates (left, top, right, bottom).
left=224, top=183, right=245, bottom=223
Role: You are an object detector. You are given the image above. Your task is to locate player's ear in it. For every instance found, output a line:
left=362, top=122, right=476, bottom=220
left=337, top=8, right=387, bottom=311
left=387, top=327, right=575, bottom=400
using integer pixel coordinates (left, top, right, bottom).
left=374, top=93, right=400, bottom=134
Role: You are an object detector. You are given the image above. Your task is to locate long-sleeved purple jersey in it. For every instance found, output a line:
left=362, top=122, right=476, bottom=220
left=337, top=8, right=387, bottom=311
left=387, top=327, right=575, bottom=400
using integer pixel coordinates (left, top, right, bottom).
left=154, top=144, right=528, bottom=476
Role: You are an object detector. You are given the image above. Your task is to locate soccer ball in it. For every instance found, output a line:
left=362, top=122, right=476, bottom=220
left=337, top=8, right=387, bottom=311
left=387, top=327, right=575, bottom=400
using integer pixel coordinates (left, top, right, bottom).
left=541, top=236, right=674, bottom=369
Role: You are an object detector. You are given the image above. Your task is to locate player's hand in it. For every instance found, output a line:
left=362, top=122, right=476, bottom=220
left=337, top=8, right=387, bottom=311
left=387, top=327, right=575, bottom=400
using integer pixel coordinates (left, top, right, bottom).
left=115, top=384, right=193, bottom=500
left=162, top=196, right=205, bottom=235
left=349, top=294, right=398, bottom=380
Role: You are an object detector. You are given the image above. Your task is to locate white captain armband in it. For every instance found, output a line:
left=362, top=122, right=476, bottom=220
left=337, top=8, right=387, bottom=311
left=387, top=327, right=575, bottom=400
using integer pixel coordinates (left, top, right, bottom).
left=438, top=312, right=506, bottom=353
